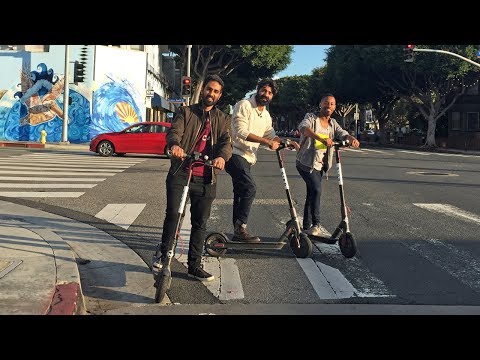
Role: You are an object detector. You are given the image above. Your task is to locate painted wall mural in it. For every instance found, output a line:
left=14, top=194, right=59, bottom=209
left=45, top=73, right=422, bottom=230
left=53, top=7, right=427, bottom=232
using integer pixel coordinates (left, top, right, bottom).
left=0, top=62, right=91, bottom=143
left=90, top=74, right=143, bottom=138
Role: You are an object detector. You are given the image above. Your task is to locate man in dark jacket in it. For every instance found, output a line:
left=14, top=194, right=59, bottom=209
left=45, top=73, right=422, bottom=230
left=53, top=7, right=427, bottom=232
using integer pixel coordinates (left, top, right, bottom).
left=152, top=74, right=232, bottom=282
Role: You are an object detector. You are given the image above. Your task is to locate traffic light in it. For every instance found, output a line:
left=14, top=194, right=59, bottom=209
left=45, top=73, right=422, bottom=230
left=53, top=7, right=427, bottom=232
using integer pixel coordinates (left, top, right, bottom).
left=181, top=76, right=192, bottom=97
left=404, top=44, right=415, bottom=63
left=73, top=61, right=85, bottom=83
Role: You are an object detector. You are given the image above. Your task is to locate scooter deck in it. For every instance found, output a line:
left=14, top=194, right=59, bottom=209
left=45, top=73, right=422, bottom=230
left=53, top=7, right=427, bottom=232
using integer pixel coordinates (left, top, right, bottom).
left=224, top=241, right=286, bottom=250
left=308, top=235, right=337, bottom=244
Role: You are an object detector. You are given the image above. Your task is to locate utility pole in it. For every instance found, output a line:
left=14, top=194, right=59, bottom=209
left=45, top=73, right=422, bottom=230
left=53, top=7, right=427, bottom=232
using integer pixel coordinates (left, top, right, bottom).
left=61, top=45, right=70, bottom=143
left=186, top=45, right=192, bottom=106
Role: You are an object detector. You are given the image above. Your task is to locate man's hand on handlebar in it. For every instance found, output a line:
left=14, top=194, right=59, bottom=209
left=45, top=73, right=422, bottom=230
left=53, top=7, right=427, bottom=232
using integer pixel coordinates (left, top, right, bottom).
left=287, top=139, right=300, bottom=151
left=212, top=157, right=225, bottom=170
left=170, top=145, right=185, bottom=159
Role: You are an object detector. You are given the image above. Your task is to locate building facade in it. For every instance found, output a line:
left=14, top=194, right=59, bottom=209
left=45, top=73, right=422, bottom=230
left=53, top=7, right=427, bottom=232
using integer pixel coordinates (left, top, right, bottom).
left=0, top=45, right=177, bottom=144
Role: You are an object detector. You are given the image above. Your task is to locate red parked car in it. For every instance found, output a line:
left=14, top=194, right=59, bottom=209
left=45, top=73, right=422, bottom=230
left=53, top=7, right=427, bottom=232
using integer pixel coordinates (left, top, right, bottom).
left=90, top=121, right=171, bottom=157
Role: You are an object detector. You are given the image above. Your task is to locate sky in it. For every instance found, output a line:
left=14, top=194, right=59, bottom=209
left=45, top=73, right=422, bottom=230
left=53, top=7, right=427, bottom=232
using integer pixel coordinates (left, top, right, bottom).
left=275, top=45, right=330, bottom=78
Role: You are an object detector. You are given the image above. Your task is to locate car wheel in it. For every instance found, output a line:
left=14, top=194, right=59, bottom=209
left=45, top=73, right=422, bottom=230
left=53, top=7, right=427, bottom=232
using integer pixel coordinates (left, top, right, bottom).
left=97, top=140, right=114, bottom=157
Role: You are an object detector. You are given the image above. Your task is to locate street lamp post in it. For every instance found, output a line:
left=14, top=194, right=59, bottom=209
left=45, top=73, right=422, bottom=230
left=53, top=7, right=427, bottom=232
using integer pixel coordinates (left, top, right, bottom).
left=61, top=45, right=70, bottom=143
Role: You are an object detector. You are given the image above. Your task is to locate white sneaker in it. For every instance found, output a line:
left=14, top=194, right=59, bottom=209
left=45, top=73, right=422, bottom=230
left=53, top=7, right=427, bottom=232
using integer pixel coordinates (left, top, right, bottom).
left=307, top=225, right=322, bottom=237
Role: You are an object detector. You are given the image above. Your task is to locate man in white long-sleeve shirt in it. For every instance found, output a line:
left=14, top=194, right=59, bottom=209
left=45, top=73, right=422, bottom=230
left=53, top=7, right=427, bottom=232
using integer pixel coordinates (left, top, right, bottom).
left=225, top=78, right=298, bottom=242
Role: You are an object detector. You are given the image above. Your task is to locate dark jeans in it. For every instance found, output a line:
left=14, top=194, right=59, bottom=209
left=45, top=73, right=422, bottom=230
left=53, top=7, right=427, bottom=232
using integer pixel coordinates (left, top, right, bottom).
left=225, top=154, right=256, bottom=226
left=158, top=171, right=216, bottom=270
left=296, top=163, right=324, bottom=229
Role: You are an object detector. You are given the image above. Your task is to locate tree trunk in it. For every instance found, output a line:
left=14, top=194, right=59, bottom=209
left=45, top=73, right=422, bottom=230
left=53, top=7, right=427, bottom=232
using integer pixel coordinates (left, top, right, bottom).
left=425, top=115, right=437, bottom=147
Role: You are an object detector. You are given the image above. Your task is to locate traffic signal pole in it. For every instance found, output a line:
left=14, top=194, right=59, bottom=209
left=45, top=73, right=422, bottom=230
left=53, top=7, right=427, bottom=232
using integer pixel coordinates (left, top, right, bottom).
left=61, top=45, right=69, bottom=143
left=186, top=45, right=192, bottom=106
left=413, top=48, right=480, bottom=68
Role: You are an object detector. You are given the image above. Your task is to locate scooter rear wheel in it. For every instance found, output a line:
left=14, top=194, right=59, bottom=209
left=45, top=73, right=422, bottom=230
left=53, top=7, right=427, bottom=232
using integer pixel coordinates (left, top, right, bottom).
left=205, top=232, right=228, bottom=257
left=339, top=232, right=357, bottom=258
left=289, top=232, right=313, bottom=258
left=154, top=269, right=171, bottom=303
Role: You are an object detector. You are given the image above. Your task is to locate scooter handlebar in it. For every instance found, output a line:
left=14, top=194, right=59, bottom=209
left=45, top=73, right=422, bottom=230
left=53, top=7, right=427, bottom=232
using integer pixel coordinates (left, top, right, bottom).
left=278, top=139, right=296, bottom=151
left=166, top=150, right=214, bottom=167
left=333, top=139, right=351, bottom=148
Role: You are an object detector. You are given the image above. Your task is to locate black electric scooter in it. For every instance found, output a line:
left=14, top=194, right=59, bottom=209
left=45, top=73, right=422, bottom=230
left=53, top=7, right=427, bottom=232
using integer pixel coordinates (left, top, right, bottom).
left=204, top=140, right=313, bottom=259
left=153, top=151, right=215, bottom=304
left=307, top=139, right=358, bottom=258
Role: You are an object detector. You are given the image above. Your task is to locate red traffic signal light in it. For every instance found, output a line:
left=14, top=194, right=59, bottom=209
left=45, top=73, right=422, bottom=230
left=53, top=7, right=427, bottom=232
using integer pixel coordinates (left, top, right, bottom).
left=181, top=76, right=192, bottom=97
left=404, top=45, right=415, bottom=63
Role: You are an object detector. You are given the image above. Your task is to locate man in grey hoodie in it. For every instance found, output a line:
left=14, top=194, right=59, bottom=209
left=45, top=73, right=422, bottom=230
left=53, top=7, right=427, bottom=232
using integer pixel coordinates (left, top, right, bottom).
left=296, top=93, right=360, bottom=236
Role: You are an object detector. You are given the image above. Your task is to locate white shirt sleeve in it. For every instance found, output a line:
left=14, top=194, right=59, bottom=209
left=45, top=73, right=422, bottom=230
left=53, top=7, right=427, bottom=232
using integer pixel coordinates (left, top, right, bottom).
left=232, top=100, right=251, bottom=140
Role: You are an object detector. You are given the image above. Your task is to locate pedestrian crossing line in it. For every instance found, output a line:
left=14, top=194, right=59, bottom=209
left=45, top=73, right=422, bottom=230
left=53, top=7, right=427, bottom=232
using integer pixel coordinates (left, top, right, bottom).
left=0, top=160, right=138, bottom=168
left=0, top=191, right=85, bottom=197
left=175, top=204, right=245, bottom=300
left=0, top=177, right=106, bottom=181
left=414, top=203, right=480, bottom=225
left=0, top=165, right=124, bottom=172
left=274, top=212, right=394, bottom=299
left=95, top=204, right=146, bottom=230
left=0, top=170, right=116, bottom=176
left=403, top=236, right=480, bottom=294
left=397, top=150, right=431, bottom=156
left=0, top=183, right=97, bottom=188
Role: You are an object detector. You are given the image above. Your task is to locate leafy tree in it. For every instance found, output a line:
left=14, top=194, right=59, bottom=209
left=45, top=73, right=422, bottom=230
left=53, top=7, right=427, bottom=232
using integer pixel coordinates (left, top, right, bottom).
left=322, top=45, right=480, bottom=147
left=269, top=75, right=311, bottom=131
left=169, top=45, right=293, bottom=106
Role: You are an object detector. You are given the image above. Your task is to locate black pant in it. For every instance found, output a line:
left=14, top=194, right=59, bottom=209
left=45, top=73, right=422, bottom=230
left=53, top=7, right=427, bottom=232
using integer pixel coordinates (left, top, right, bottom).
left=225, top=154, right=256, bottom=226
left=296, top=164, right=324, bottom=229
left=159, top=171, right=216, bottom=270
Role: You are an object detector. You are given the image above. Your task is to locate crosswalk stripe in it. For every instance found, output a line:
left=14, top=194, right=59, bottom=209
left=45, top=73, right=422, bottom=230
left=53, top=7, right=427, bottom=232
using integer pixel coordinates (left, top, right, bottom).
left=95, top=204, right=146, bottom=230
left=0, top=183, right=97, bottom=188
left=0, top=170, right=116, bottom=175
left=175, top=204, right=245, bottom=300
left=414, top=203, right=480, bottom=225
left=0, top=177, right=106, bottom=181
left=0, top=191, right=85, bottom=197
left=0, top=165, right=123, bottom=172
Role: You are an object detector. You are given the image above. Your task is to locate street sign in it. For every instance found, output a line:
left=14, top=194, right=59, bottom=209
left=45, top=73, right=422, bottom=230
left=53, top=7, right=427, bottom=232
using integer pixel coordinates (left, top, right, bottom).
left=168, top=98, right=185, bottom=103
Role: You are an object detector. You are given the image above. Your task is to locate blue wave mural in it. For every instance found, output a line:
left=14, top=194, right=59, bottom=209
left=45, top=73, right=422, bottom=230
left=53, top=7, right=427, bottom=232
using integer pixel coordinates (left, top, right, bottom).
left=0, top=62, right=91, bottom=143
left=90, top=76, right=143, bottom=138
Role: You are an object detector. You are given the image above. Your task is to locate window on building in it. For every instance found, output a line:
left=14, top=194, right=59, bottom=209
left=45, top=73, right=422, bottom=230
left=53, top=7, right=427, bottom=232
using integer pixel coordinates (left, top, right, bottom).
left=467, top=112, right=479, bottom=131
left=465, top=83, right=479, bottom=96
left=451, top=112, right=461, bottom=130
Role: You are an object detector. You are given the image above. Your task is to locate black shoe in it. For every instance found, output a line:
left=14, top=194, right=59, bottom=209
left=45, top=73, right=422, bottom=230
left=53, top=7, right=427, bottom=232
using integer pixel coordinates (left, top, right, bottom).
left=188, top=267, right=214, bottom=282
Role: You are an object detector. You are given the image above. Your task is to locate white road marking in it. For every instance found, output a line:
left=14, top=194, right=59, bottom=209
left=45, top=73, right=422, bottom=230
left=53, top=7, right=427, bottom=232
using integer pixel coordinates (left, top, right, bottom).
left=0, top=192, right=85, bottom=197
left=0, top=160, right=136, bottom=168
left=398, top=150, right=430, bottom=156
left=0, top=170, right=116, bottom=176
left=361, top=148, right=388, bottom=154
left=0, top=183, right=97, bottom=188
left=414, top=203, right=480, bottom=225
left=176, top=204, right=245, bottom=300
left=0, top=165, right=123, bottom=172
left=95, top=203, right=146, bottom=229
left=0, top=177, right=106, bottom=181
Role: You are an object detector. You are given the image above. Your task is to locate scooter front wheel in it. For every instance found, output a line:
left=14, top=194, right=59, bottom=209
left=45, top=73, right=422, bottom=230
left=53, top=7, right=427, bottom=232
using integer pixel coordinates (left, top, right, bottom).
left=205, top=232, right=228, bottom=257
left=154, top=268, right=171, bottom=303
left=289, top=232, right=313, bottom=258
left=339, top=232, right=357, bottom=258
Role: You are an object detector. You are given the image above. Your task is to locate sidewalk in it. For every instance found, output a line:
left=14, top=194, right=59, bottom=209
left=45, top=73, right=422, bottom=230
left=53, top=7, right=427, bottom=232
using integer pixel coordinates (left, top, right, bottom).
left=0, top=199, right=168, bottom=315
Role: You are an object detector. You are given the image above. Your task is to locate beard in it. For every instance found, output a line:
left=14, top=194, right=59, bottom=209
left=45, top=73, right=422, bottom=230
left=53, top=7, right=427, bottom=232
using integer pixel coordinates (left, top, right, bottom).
left=203, top=95, right=217, bottom=107
left=255, top=93, right=270, bottom=106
